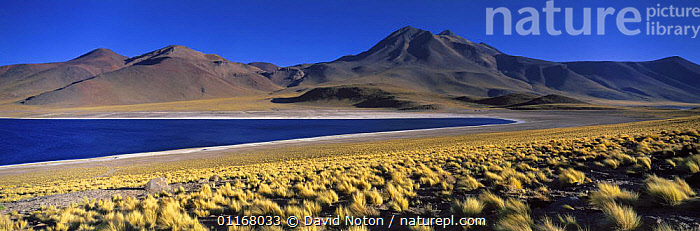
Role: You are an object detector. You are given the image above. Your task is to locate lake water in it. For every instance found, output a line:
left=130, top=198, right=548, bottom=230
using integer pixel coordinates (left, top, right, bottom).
left=0, top=118, right=514, bottom=166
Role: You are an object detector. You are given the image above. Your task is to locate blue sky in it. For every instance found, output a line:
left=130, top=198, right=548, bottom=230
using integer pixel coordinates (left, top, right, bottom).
left=1, top=0, right=698, bottom=66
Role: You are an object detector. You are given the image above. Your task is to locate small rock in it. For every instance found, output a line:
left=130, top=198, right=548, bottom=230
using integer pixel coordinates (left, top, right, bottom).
left=145, top=177, right=169, bottom=193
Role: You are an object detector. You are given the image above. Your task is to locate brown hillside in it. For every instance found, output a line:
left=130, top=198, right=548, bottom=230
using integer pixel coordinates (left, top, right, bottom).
left=0, top=48, right=127, bottom=100
left=19, top=46, right=280, bottom=106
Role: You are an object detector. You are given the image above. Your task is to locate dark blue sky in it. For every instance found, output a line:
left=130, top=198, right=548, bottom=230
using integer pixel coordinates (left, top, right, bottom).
left=1, top=0, right=698, bottom=66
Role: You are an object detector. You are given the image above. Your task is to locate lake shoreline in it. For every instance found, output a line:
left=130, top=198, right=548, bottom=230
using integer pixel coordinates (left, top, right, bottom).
left=0, top=110, right=648, bottom=175
left=0, top=119, right=519, bottom=169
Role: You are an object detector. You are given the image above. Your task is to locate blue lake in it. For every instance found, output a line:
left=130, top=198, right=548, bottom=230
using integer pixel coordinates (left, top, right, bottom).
left=0, top=118, right=514, bottom=166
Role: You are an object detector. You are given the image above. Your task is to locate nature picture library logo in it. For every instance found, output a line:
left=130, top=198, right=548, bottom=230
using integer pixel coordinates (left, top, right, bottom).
left=486, top=0, right=700, bottom=38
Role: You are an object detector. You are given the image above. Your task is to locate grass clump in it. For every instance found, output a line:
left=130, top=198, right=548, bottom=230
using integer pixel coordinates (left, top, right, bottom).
left=603, top=158, right=620, bottom=169
left=645, top=175, right=696, bottom=206
left=589, top=182, right=639, bottom=207
left=455, top=175, right=483, bottom=191
left=653, top=222, right=693, bottom=231
left=388, top=195, right=409, bottom=212
left=557, top=214, right=583, bottom=230
left=501, top=199, right=530, bottom=216
left=679, top=155, right=700, bottom=173
left=348, top=191, right=377, bottom=216
left=479, top=191, right=505, bottom=210
left=451, top=197, right=484, bottom=216
left=365, top=189, right=383, bottom=205
left=636, top=157, right=652, bottom=170
left=559, top=168, right=588, bottom=186
left=496, top=213, right=533, bottom=231
left=315, top=189, right=339, bottom=205
left=494, top=198, right=534, bottom=231
left=246, top=199, right=284, bottom=216
left=600, top=201, right=641, bottom=231
left=156, top=199, right=207, bottom=231
left=0, top=213, right=28, bottom=230
left=652, top=223, right=674, bottom=231
left=536, top=217, right=564, bottom=231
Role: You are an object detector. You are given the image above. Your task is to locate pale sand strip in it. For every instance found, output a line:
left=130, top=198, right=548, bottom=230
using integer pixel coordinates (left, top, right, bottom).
left=2, top=110, right=498, bottom=119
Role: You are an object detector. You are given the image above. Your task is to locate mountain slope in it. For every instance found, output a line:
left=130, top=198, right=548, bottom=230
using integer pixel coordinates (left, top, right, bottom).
left=271, top=85, right=418, bottom=109
left=266, top=26, right=535, bottom=97
left=509, top=94, right=588, bottom=107
left=0, top=48, right=127, bottom=100
left=494, top=54, right=700, bottom=103
left=454, top=93, right=540, bottom=106
left=19, top=46, right=281, bottom=106
left=263, top=26, right=700, bottom=104
left=562, top=57, right=700, bottom=102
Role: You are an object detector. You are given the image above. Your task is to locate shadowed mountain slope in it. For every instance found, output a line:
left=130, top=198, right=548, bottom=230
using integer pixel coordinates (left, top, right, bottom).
left=562, top=57, right=700, bottom=102
left=453, top=93, right=587, bottom=108
left=494, top=54, right=700, bottom=102
left=454, top=93, right=540, bottom=106
left=271, top=85, right=420, bottom=109
left=510, top=94, right=588, bottom=107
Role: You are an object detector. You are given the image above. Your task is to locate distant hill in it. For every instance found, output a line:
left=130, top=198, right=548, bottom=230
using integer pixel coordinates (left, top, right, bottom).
left=495, top=55, right=700, bottom=103
left=18, top=46, right=280, bottom=106
left=0, top=48, right=127, bottom=100
left=1, top=26, right=698, bottom=108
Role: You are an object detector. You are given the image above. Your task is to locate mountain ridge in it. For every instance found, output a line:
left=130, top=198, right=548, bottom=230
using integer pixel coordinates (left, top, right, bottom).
left=260, top=26, right=699, bottom=103
left=15, top=45, right=280, bottom=106
left=3, top=26, right=699, bottom=107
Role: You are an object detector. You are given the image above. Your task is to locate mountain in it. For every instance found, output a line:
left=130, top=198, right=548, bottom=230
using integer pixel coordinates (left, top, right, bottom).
left=18, top=45, right=281, bottom=106
left=0, top=48, right=127, bottom=100
left=2, top=26, right=699, bottom=108
left=562, top=57, right=700, bottom=102
left=495, top=55, right=700, bottom=102
left=263, top=26, right=700, bottom=104
left=265, top=26, right=530, bottom=96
